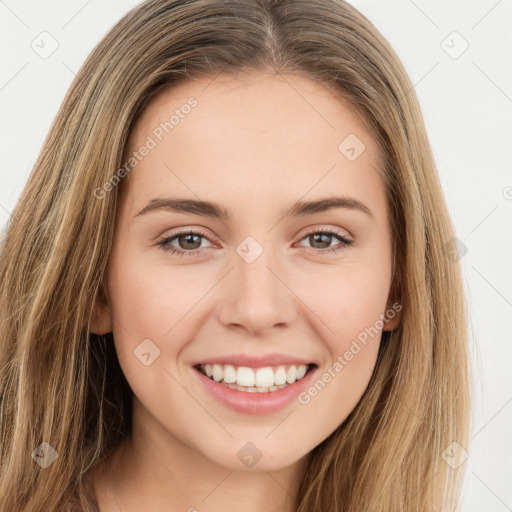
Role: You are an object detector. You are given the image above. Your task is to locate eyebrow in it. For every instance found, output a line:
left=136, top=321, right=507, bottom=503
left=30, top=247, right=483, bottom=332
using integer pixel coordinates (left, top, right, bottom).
left=133, top=195, right=374, bottom=220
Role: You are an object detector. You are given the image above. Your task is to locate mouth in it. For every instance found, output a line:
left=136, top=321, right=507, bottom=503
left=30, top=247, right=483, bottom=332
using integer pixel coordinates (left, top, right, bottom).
left=194, top=362, right=317, bottom=394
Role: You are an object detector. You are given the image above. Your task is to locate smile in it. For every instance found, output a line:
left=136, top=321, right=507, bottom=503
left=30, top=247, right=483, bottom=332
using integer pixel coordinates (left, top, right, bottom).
left=193, top=361, right=318, bottom=415
left=196, top=363, right=315, bottom=393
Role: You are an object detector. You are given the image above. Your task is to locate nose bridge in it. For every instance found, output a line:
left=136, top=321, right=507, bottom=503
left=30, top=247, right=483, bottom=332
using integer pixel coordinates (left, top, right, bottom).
left=237, top=236, right=279, bottom=296
left=218, top=234, right=296, bottom=333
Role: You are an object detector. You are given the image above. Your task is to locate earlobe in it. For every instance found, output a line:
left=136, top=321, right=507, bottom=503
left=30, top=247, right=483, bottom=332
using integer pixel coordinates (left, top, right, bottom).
left=383, top=310, right=401, bottom=331
left=382, top=294, right=402, bottom=331
left=90, top=294, right=113, bottom=335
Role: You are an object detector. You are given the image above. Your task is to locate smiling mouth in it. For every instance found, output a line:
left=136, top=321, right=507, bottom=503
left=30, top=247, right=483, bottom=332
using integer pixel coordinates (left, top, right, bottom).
left=194, top=362, right=317, bottom=393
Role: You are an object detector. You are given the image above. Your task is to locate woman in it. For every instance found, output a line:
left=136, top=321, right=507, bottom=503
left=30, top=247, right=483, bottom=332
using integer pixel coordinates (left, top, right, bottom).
left=0, top=0, right=471, bottom=510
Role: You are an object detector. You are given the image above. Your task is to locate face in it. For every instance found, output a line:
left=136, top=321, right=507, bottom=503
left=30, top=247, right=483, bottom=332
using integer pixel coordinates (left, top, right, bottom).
left=93, top=71, right=400, bottom=472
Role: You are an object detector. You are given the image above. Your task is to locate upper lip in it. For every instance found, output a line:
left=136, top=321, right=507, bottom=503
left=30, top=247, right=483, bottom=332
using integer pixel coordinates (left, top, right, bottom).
left=193, top=352, right=316, bottom=368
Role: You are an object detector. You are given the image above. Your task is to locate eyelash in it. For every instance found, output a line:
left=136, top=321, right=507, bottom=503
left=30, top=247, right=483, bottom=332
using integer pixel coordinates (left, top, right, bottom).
left=156, top=227, right=353, bottom=257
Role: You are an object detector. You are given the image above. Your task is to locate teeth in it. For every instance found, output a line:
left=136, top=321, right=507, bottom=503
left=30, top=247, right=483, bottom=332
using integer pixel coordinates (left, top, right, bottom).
left=237, top=366, right=255, bottom=387
left=223, top=364, right=237, bottom=384
left=296, top=364, right=307, bottom=379
left=286, top=365, right=297, bottom=384
left=274, top=366, right=287, bottom=385
left=200, top=363, right=311, bottom=390
left=255, top=367, right=274, bottom=387
left=212, top=364, right=223, bottom=382
left=222, top=382, right=290, bottom=393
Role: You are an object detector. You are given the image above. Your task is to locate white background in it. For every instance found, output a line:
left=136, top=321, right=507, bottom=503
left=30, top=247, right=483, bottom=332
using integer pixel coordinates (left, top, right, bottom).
left=1, top=1, right=511, bottom=510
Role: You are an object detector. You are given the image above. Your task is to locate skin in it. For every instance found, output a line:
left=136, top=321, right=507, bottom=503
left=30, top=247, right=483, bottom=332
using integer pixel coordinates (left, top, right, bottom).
left=90, top=71, right=400, bottom=512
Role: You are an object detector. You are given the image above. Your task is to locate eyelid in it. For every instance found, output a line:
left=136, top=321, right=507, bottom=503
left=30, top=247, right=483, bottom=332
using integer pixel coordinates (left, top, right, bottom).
left=298, top=224, right=352, bottom=241
left=159, top=226, right=217, bottom=242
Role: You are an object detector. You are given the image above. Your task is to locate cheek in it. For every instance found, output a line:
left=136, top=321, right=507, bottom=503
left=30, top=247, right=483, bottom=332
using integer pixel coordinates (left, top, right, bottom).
left=105, top=251, right=171, bottom=373
left=295, top=271, right=386, bottom=431
left=107, top=251, right=202, bottom=336
left=105, top=254, right=197, bottom=406
left=106, top=248, right=218, bottom=375
left=296, top=262, right=391, bottom=343
left=291, top=260, right=389, bottom=409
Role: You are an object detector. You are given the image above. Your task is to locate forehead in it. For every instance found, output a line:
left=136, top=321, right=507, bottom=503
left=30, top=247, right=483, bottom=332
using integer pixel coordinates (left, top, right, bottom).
left=121, top=72, right=385, bottom=217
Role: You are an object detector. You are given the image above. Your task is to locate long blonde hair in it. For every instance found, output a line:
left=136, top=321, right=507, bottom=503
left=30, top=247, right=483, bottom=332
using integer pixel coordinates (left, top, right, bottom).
left=0, top=0, right=471, bottom=510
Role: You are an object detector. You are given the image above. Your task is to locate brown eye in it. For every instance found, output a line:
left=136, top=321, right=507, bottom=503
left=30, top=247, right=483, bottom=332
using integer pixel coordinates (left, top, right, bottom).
left=297, top=228, right=353, bottom=254
left=308, top=233, right=334, bottom=249
left=157, top=229, right=214, bottom=256
left=176, top=233, right=203, bottom=250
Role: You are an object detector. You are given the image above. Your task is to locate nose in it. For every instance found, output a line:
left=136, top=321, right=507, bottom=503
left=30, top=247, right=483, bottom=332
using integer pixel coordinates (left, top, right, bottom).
left=216, top=242, right=298, bottom=336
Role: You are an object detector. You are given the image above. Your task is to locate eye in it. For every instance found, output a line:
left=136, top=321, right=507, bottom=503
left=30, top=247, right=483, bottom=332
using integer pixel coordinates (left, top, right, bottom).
left=156, top=227, right=353, bottom=257
left=296, top=227, right=353, bottom=254
left=156, top=229, right=215, bottom=257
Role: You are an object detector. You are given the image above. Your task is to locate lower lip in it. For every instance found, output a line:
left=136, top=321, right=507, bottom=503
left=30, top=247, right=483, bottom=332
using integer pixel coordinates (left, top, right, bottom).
left=193, top=365, right=317, bottom=415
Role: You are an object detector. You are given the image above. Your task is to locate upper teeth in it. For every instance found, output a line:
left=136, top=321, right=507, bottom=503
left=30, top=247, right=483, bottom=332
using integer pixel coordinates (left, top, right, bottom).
left=201, top=363, right=309, bottom=388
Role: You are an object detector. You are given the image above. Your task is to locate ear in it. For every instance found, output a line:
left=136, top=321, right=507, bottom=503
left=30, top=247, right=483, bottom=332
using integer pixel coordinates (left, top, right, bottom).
left=383, top=275, right=402, bottom=332
left=90, top=286, right=113, bottom=335
left=382, top=298, right=401, bottom=331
